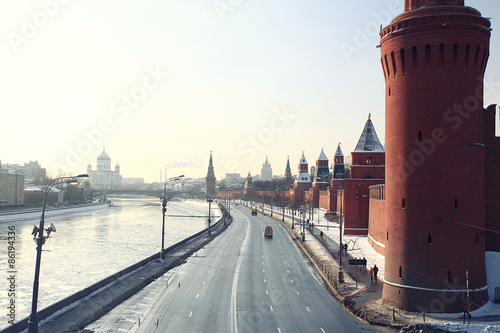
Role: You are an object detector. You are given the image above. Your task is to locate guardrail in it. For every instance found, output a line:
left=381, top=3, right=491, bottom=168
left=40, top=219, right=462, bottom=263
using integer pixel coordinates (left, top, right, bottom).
left=0, top=203, right=230, bottom=333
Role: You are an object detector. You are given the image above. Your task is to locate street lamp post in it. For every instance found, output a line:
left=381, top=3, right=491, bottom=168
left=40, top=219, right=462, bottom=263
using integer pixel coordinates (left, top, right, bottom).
left=161, top=175, right=184, bottom=260
left=27, top=174, right=88, bottom=333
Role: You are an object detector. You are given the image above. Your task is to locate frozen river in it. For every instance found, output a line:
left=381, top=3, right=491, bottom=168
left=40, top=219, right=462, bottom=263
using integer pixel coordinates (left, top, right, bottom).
left=0, top=196, right=216, bottom=329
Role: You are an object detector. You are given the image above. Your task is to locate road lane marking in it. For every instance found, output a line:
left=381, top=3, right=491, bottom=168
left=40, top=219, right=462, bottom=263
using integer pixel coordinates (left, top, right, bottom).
left=287, top=270, right=289, bottom=274
left=321, top=328, right=326, bottom=333
left=231, top=215, right=251, bottom=333
left=202, top=281, right=205, bottom=285
left=270, top=306, right=274, bottom=312
left=297, top=291, right=300, bottom=295
left=306, top=306, right=310, bottom=312
left=266, top=290, right=268, bottom=295
left=189, top=311, right=193, bottom=317
left=196, top=294, right=199, bottom=299
left=264, top=279, right=266, bottom=283
left=291, top=279, right=294, bottom=283
left=278, top=328, right=282, bottom=333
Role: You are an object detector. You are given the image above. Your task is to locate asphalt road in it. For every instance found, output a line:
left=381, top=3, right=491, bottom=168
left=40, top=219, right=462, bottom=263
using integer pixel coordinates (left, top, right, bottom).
left=90, top=205, right=387, bottom=333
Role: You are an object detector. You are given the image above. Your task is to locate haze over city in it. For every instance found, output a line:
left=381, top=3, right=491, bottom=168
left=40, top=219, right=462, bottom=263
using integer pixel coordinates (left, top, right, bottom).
left=1, top=0, right=499, bottom=182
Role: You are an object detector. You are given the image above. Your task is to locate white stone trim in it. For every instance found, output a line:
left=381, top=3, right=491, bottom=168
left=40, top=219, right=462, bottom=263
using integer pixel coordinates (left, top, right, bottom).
left=384, top=280, right=488, bottom=293
left=368, top=233, right=386, bottom=249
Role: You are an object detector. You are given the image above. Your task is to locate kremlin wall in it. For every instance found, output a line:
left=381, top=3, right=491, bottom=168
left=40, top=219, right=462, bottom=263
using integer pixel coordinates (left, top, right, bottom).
left=215, top=0, right=500, bottom=314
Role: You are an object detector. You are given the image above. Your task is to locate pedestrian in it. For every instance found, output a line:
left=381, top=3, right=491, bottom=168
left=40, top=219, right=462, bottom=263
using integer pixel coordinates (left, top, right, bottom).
left=344, top=243, right=348, bottom=252
left=362, top=257, right=367, bottom=271
left=373, top=264, right=379, bottom=282
left=369, top=267, right=374, bottom=282
left=320, top=231, right=323, bottom=238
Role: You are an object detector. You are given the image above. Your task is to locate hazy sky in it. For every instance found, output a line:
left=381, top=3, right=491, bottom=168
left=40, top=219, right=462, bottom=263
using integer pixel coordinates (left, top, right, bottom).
left=1, top=1, right=499, bottom=182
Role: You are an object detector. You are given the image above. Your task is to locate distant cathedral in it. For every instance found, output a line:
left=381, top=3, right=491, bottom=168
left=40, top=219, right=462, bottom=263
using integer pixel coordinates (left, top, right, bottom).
left=87, top=147, right=122, bottom=190
left=260, top=156, right=273, bottom=181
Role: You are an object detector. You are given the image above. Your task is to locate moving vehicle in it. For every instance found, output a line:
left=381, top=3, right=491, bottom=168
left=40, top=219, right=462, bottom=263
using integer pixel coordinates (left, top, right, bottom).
left=251, top=209, right=257, bottom=216
left=264, top=226, right=273, bottom=238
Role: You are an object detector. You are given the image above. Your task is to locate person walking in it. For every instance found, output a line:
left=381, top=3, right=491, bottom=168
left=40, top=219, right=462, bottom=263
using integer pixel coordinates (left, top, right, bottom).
left=369, top=267, right=374, bottom=283
left=373, top=264, right=379, bottom=282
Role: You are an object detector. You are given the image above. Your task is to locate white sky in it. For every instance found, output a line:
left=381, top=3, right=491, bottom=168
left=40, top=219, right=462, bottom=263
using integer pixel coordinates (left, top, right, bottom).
left=1, top=0, right=499, bottom=182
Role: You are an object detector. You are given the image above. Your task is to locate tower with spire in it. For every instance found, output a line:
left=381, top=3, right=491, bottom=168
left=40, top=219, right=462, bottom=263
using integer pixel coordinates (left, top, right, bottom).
left=283, top=156, right=293, bottom=187
left=350, top=114, right=385, bottom=179
left=333, top=143, right=345, bottom=179
left=205, top=151, right=216, bottom=198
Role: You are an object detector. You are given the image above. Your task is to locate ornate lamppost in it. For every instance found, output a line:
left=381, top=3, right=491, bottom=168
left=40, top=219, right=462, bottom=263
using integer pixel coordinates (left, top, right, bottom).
left=28, top=174, right=88, bottom=333
left=161, top=175, right=184, bottom=260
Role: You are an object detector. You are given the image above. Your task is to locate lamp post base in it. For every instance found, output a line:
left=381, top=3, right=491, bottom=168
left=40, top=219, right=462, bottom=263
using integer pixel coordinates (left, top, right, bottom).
left=27, top=313, right=38, bottom=333
left=338, top=267, right=345, bottom=283
left=160, top=250, right=166, bottom=260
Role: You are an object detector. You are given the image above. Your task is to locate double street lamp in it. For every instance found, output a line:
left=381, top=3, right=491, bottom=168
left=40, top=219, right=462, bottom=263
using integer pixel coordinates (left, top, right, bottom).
left=28, top=174, right=89, bottom=333
left=160, top=175, right=184, bottom=260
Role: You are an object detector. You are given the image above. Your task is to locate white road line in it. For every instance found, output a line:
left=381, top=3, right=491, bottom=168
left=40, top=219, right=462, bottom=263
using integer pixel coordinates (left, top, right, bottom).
left=231, top=215, right=251, bottom=333
left=189, top=311, right=193, bottom=317
left=266, top=290, right=268, bottom=295
left=278, top=328, right=282, bottom=333
left=287, top=270, right=289, bottom=274
left=264, top=278, right=266, bottom=283
left=202, top=281, right=205, bottom=285
left=196, top=294, right=199, bottom=299
left=306, top=306, right=310, bottom=312
left=270, top=306, right=274, bottom=312
left=125, top=318, right=136, bottom=323
left=263, top=269, right=265, bottom=272
left=291, top=279, right=294, bottom=283
left=297, top=291, right=300, bottom=295
left=321, top=328, right=326, bottom=333
left=208, top=270, right=211, bottom=274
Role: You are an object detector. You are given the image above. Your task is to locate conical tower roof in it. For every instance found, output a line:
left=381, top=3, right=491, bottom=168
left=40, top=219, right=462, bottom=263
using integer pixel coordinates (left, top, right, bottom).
left=318, top=149, right=328, bottom=161
left=354, top=114, right=384, bottom=152
left=335, top=143, right=343, bottom=156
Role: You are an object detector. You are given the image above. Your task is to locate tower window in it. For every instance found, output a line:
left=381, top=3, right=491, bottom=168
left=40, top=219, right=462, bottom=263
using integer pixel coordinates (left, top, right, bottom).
left=402, top=198, right=406, bottom=209
left=384, top=54, right=391, bottom=77
left=476, top=232, right=479, bottom=246
left=366, top=157, right=372, bottom=164
left=399, top=266, right=402, bottom=279
left=453, top=43, right=458, bottom=69
left=418, top=131, right=422, bottom=142
left=355, top=194, right=359, bottom=201
left=386, top=230, right=389, bottom=241
left=391, top=51, right=397, bottom=75
left=428, top=232, right=432, bottom=245
left=454, top=198, right=459, bottom=210
left=400, top=48, right=406, bottom=74
left=465, top=44, right=471, bottom=68
left=439, top=43, right=444, bottom=69
left=448, top=270, right=452, bottom=284
left=412, top=46, right=418, bottom=71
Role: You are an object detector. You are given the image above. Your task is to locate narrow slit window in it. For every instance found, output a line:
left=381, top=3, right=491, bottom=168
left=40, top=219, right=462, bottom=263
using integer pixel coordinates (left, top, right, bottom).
left=448, top=270, right=452, bottom=283
left=428, top=232, right=432, bottom=245
left=399, top=266, right=402, bottom=279
left=454, top=198, right=458, bottom=210
left=412, top=46, right=418, bottom=71
left=425, top=44, right=431, bottom=70
left=402, top=198, right=406, bottom=209
left=400, top=48, right=406, bottom=74
left=439, top=43, right=444, bottom=69
left=453, top=43, right=458, bottom=69
left=418, top=131, right=422, bottom=142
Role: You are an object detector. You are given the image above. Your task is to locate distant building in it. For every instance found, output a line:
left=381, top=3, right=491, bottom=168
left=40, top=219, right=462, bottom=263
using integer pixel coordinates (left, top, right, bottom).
left=0, top=164, right=24, bottom=206
left=261, top=156, right=273, bottom=181
left=87, top=148, right=122, bottom=190
left=23, top=161, right=46, bottom=184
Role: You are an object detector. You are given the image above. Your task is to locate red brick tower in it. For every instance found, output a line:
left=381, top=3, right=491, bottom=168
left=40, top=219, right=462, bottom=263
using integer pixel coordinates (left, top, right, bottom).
left=381, top=0, right=491, bottom=312
left=205, top=151, right=216, bottom=198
